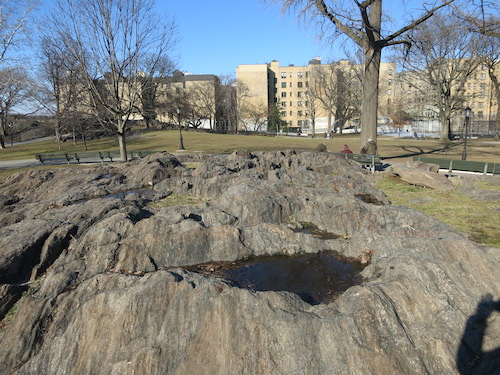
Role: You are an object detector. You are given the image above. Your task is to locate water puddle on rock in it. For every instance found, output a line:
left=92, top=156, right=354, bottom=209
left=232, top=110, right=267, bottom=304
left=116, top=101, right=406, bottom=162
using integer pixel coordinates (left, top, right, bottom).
left=185, top=251, right=365, bottom=305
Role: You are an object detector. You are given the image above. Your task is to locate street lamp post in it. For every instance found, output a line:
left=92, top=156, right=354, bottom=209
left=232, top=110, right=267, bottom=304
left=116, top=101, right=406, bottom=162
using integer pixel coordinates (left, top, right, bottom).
left=176, top=107, right=185, bottom=150
left=462, top=106, right=472, bottom=161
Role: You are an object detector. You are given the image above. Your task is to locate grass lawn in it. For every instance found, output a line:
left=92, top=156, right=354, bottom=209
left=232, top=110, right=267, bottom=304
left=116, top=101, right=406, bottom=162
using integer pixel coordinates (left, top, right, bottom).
left=376, top=175, right=500, bottom=248
left=1, top=128, right=499, bottom=162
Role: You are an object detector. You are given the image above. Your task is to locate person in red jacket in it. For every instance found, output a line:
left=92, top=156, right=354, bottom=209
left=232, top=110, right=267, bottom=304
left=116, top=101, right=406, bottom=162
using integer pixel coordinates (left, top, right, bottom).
left=340, top=144, right=353, bottom=154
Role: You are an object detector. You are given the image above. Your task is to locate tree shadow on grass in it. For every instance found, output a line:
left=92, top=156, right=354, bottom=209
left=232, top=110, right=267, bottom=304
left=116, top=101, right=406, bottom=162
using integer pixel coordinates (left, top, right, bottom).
left=382, top=143, right=461, bottom=160
left=456, top=294, right=500, bottom=375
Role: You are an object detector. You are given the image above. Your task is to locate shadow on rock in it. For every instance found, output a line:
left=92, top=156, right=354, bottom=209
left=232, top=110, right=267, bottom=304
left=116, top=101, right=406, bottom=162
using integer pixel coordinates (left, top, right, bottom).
left=456, top=294, right=500, bottom=375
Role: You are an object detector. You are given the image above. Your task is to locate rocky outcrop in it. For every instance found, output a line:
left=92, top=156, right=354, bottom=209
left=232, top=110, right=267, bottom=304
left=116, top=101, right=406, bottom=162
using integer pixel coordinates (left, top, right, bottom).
left=386, top=160, right=455, bottom=191
left=0, top=150, right=498, bottom=375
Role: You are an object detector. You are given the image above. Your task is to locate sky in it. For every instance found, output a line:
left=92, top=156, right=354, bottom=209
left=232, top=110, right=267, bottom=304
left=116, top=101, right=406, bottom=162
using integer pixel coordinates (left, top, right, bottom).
left=162, top=1, right=337, bottom=76
left=27, top=0, right=454, bottom=78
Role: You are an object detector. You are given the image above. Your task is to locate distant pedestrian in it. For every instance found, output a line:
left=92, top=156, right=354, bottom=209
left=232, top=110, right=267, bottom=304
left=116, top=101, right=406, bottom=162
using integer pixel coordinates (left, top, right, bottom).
left=340, top=144, right=353, bottom=154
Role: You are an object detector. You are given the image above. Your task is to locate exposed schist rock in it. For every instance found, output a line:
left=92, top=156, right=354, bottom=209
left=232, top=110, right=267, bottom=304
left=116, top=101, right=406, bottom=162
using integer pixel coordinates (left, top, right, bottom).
left=0, top=150, right=498, bottom=375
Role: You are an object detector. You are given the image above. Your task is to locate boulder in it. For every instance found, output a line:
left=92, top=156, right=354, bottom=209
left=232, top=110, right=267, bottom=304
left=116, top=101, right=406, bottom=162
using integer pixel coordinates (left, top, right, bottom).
left=387, top=162, right=455, bottom=191
left=0, top=151, right=498, bottom=375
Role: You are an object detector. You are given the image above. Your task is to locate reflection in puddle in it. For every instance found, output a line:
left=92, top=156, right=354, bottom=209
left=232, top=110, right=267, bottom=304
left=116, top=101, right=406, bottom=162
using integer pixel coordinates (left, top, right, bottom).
left=185, top=252, right=365, bottom=305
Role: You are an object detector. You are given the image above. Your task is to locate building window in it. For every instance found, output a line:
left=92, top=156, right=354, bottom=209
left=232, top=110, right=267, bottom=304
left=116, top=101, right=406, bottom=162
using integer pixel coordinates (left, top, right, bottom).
left=297, top=101, right=303, bottom=107
left=297, top=81, right=303, bottom=88
left=388, top=79, right=392, bottom=85
left=281, top=101, right=286, bottom=107
left=480, top=83, right=486, bottom=89
left=298, top=120, right=303, bottom=126
left=298, top=110, right=303, bottom=116
left=298, top=92, right=303, bottom=97
left=290, top=92, right=293, bottom=97
left=478, top=102, right=484, bottom=108
left=298, top=72, right=303, bottom=78
left=281, top=111, right=287, bottom=117
left=289, top=111, right=293, bottom=116
left=387, top=89, right=392, bottom=95
left=281, top=82, right=286, bottom=88
left=281, top=72, right=287, bottom=78
left=290, top=101, right=293, bottom=106
left=479, top=92, right=484, bottom=98
left=289, top=82, right=292, bottom=88
left=388, top=69, right=393, bottom=75
left=480, top=73, right=486, bottom=80
left=478, top=111, right=484, bottom=118
left=289, top=72, right=293, bottom=77
left=387, top=98, right=391, bottom=105
left=281, top=92, right=286, bottom=98
left=473, top=83, right=477, bottom=89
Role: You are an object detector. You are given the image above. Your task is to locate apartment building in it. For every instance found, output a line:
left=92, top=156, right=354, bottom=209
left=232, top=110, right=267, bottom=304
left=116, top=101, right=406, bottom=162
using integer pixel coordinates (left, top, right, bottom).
left=70, top=70, right=221, bottom=130
left=153, top=71, right=221, bottom=130
left=392, top=61, right=499, bottom=136
left=236, top=58, right=396, bottom=134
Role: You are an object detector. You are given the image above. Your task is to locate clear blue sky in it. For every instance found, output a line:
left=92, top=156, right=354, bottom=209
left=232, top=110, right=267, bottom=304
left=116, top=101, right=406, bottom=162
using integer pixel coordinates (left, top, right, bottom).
left=32, top=0, right=451, bottom=77
left=164, top=1, right=336, bottom=76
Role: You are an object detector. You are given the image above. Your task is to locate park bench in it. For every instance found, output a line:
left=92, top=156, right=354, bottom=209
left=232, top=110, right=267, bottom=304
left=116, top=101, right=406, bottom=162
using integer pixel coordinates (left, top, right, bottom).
left=35, top=153, right=78, bottom=165
left=35, top=151, right=116, bottom=165
left=332, top=152, right=383, bottom=173
left=413, top=157, right=499, bottom=175
left=35, top=150, right=161, bottom=165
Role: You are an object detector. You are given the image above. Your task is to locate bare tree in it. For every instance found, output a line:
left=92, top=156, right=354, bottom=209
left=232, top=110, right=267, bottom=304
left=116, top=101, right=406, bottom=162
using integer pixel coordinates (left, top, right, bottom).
left=50, top=0, right=178, bottom=161
left=235, top=79, right=267, bottom=131
left=476, top=36, right=500, bottom=138
left=310, top=61, right=361, bottom=134
left=188, top=80, right=218, bottom=130
left=269, top=0, right=456, bottom=151
left=36, top=35, right=88, bottom=149
left=0, top=0, right=38, bottom=63
left=454, top=0, right=500, bottom=37
left=402, top=13, right=480, bottom=141
left=216, top=75, right=238, bottom=133
left=138, top=55, right=177, bottom=128
left=0, top=66, right=32, bottom=148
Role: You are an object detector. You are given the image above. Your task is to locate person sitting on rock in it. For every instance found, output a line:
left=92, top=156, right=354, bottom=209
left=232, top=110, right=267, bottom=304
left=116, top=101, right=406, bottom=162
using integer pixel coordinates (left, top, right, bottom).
left=340, top=144, right=353, bottom=154
left=360, top=139, right=377, bottom=155
left=315, top=143, right=327, bottom=152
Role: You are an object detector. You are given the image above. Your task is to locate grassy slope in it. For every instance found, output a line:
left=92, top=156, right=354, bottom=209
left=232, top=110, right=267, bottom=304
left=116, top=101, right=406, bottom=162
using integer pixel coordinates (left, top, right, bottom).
left=376, top=175, right=500, bottom=248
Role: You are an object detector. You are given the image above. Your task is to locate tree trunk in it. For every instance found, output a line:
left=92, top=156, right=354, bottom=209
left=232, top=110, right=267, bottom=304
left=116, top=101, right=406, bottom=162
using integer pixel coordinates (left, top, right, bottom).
left=489, top=70, right=500, bottom=139
left=439, top=107, right=452, bottom=141
left=118, top=132, right=127, bottom=161
left=55, top=120, right=62, bottom=150
left=359, top=45, right=382, bottom=152
left=495, top=109, right=500, bottom=139
left=82, top=133, right=88, bottom=151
